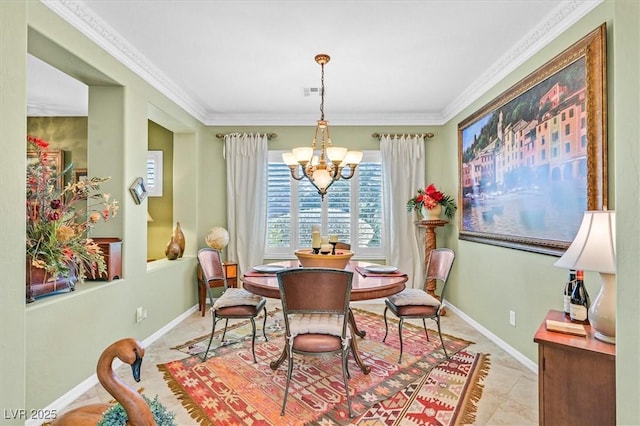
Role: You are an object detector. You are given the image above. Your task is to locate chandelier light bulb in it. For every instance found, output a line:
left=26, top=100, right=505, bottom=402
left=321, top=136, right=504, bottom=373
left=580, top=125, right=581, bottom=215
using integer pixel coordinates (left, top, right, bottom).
left=344, top=150, right=363, bottom=165
left=326, top=146, right=348, bottom=163
left=292, top=147, right=313, bottom=163
left=312, top=169, right=332, bottom=190
left=282, top=152, right=298, bottom=166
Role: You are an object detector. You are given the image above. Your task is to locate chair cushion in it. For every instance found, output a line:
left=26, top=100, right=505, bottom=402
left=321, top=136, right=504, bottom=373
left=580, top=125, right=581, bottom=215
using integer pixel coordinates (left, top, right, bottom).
left=212, top=288, right=264, bottom=309
left=288, top=313, right=350, bottom=338
left=388, top=288, right=441, bottom=307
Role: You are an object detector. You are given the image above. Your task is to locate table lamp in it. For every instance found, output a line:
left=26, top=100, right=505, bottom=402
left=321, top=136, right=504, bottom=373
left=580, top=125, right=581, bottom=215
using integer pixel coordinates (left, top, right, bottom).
left=554, top=210, right=616, bottom=343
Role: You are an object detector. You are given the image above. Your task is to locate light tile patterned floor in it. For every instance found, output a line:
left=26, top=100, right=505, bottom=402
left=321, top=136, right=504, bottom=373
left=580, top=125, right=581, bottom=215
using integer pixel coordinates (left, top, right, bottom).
left=61, top=299, right=538, bottom=425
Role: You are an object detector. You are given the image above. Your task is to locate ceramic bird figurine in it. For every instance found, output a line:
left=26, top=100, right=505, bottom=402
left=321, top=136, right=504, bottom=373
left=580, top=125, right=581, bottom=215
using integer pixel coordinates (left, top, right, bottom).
left=51, top=338, right=156, bottom=426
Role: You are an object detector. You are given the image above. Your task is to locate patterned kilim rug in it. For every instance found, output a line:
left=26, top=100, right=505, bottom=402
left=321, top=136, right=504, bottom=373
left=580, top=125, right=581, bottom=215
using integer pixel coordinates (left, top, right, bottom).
left=159, top=308, right=489, bottom=425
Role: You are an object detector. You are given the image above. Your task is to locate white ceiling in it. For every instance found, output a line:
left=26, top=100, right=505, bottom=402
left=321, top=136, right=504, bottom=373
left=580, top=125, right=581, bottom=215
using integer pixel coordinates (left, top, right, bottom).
left=28, top=0, right=601, bottom=125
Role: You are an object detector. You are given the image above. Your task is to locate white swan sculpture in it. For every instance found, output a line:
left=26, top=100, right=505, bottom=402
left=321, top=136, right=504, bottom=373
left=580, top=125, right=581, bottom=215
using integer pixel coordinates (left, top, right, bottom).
left=51, top=338, right=156, bottom=426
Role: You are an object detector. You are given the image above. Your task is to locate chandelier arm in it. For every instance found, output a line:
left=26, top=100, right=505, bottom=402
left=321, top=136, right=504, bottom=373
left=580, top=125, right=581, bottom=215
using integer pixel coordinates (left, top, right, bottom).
left=287, top=165, right=305, bottom=181
left=299, top=163, right=313, bottom=181
left=339, top=165, right=357, bottom=180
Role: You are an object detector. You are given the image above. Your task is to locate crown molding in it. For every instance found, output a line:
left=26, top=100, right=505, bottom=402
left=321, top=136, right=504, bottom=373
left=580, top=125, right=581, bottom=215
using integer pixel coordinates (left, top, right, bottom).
left=203, top=111, right=446, bottom=127
left=42, top=0, right=601, bottom=126
left=441, top=0, right=602, bottom=124
left=41, top=0, right=209, bottom=123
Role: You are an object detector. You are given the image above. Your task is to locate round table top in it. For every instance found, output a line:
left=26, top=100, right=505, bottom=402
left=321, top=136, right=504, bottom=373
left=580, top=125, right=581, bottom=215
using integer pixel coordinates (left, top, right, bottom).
left=242, top=260, right=407, bottom=301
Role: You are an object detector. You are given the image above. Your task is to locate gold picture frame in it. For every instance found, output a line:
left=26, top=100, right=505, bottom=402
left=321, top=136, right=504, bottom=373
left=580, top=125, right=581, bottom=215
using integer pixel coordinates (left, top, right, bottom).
left=457, top=24, right=607, bottom=256
left=74, top=168, right=88, bottom=183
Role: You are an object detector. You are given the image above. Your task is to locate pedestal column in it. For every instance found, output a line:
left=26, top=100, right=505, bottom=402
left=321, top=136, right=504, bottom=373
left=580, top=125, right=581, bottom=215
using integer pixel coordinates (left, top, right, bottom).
left=416, top=219, right=448, bottom=312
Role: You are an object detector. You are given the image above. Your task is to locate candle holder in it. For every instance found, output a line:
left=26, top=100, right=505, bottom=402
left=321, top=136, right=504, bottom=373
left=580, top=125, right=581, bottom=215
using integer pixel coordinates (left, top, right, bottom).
left=312, top=247, right=320, bottom=254
left=330, top=241, right=338, bottom=255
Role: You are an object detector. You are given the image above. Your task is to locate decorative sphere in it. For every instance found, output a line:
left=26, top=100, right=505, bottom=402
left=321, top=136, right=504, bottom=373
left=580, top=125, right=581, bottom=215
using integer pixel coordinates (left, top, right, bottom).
left=205, top=227, right=229, bottom=250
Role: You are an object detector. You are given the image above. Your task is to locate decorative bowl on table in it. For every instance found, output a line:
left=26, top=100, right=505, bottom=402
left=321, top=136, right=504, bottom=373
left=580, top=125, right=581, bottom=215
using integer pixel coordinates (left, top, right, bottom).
left=294, top=249, right=354, bottom=269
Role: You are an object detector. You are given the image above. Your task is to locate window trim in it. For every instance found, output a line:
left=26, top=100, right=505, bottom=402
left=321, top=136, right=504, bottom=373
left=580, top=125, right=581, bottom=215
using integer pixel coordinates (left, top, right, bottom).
left=265, top=150, right=383, bottom=259
left=146, top=150, right=163, bottom=197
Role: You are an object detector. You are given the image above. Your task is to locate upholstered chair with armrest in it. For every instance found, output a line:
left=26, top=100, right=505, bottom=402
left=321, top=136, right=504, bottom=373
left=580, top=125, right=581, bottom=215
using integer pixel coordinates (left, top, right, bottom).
left=383, top=248, right=455, bottom=363
left=197, top=248, right=267, bottom=363
left=276, top=268, right=355, bottom=417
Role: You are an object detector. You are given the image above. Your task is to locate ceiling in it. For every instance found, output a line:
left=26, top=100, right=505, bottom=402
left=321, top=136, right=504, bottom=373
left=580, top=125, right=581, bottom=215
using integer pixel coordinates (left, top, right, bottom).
left=28, top=0, right=600, bottom=125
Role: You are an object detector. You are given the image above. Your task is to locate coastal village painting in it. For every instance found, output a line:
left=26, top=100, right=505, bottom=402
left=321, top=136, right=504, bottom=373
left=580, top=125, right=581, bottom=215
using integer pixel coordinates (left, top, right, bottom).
left=459, top=57, right=591, bottom=252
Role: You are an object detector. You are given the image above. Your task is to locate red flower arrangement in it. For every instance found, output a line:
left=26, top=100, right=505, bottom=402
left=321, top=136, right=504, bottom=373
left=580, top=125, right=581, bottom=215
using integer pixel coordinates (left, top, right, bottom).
left=406, top=184, right=457, bottom=219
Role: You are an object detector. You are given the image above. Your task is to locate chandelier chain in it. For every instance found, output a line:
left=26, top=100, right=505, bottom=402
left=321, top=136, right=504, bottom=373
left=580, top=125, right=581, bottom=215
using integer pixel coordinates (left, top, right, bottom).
left=319, top=62, right=325, bottom=121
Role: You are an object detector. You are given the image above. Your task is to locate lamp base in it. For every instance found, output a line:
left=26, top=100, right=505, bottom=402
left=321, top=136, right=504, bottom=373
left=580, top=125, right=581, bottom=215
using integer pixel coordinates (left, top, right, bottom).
left=588, top=272, right=616, bottom=346
left=593, top=331, right=616, bottom=344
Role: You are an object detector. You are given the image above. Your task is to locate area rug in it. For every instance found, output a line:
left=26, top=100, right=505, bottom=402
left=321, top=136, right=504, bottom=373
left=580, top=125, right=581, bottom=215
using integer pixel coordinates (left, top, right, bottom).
left=159, top=308, right=482, bottom=425
left=352, top=350, right=490, bottom=425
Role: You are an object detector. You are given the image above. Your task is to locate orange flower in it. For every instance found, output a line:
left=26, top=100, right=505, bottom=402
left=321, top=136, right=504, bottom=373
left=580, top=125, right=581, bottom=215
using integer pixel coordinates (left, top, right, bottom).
left=56, top=225, right=75, bottom=242
left=62, top=247, right=74, bottom=261
left=89, top=212, right=101, bottom=223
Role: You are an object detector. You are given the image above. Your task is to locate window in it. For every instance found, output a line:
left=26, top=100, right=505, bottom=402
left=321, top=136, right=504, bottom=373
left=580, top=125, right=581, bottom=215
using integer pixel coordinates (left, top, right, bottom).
left=266, top=150, right=383, bottom=258
left=146, top=151, right=163, bottom=196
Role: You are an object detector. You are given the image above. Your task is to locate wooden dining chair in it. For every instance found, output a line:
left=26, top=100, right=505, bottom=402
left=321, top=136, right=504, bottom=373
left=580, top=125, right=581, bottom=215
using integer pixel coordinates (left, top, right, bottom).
left=197, top=248, right=267, bottom=363
left=276, top=268, right=355, bottom=417
left=382, top=248, right=455, bottom=363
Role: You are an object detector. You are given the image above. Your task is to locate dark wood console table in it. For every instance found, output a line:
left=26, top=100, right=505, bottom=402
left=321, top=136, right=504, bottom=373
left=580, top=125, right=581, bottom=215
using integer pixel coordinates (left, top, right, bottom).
left=533, top=310, right=615, bottom=425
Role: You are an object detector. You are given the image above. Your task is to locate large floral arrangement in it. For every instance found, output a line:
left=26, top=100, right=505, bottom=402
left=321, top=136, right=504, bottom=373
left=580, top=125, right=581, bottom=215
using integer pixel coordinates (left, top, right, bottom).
left=406, top=183, right=457, bottom=219
left=26, top=135, right=119, bottom=282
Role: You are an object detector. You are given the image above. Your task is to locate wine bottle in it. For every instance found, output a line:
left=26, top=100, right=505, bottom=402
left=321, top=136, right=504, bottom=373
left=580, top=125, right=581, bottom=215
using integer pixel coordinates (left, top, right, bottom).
left=569, top=270, right=590, bottom=324
left=563, top=269, right=576, bottom=317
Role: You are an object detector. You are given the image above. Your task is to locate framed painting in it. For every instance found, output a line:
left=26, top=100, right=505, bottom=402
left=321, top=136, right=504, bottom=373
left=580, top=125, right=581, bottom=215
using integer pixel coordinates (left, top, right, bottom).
left=458, top=24, right=607, bottom=256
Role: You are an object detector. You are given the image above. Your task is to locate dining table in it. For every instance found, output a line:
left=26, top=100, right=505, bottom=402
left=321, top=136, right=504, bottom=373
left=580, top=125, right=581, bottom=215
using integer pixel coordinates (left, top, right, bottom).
left=242, top=259, right=408, bottom=375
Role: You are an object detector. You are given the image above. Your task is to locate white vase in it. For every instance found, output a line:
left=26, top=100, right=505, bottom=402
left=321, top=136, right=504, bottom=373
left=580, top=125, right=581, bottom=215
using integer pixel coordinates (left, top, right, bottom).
left=426, top=204, right=442, bottom=220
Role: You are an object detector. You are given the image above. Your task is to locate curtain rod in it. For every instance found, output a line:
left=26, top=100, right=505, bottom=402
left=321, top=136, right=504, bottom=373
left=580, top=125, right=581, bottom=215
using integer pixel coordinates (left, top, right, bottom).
left=216, top=132, right=278, bottom=140
left=371, top=132, right=434, bottom=139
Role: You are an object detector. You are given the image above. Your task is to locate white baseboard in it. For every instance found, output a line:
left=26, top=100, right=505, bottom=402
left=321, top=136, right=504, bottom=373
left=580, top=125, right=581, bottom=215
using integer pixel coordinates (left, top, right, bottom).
left=25, top=305, right=199, bottom=426
left=445, top=300, right=538, bottom=374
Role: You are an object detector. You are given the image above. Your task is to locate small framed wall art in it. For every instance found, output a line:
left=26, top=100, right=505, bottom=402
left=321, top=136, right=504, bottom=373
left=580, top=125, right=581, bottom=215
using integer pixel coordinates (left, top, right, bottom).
left=129, top=177, right=148, bottom=205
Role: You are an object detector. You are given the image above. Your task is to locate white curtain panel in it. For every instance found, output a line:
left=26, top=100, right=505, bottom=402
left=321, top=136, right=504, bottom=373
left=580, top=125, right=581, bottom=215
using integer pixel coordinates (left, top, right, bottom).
left=225, top=133, right=268, bottom=275
left=381, top=134, right=426, bottom=289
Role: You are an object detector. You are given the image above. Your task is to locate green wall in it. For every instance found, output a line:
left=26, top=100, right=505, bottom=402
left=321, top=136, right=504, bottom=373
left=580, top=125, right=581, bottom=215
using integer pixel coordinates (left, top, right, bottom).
left=1, top=1, right=638, bottom=424
left=1, top=2, right=209, bottom=417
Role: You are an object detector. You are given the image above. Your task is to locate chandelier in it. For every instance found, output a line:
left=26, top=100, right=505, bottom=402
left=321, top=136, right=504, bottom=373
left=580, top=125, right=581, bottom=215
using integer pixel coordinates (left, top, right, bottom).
left=282, top=54, right=362, bottom=199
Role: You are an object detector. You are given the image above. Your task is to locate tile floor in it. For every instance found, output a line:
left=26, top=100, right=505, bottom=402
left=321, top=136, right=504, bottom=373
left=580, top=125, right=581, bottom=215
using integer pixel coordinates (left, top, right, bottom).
left=61, top=299, right=538, bottom=425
